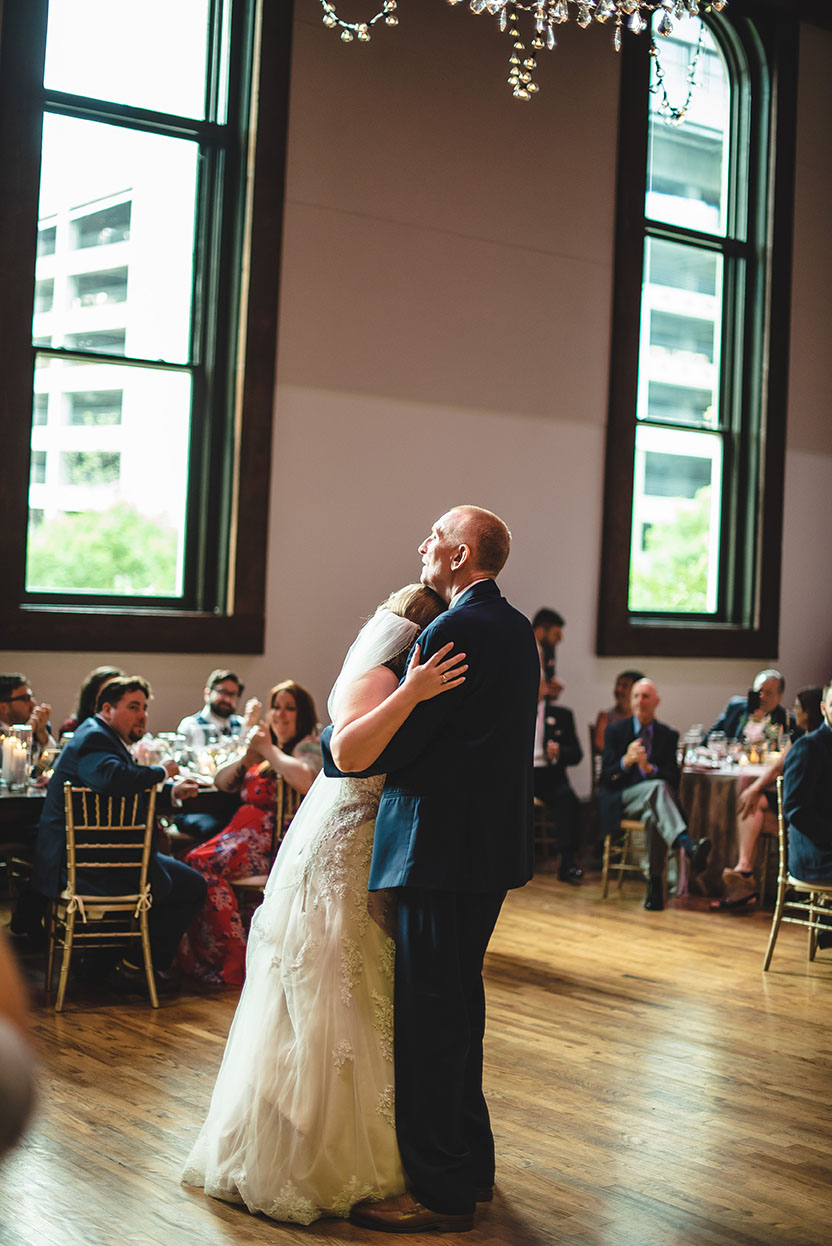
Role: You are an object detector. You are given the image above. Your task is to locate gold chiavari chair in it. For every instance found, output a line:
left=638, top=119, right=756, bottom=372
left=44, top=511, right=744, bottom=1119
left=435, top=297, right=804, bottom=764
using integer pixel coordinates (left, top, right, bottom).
left=763, top=775, right=832, bottom=970
left=233, top=775, right=303, bottom=928
left=601, top=818, right=650, bottom=898
left=46, top=783, right=158, bottom=1011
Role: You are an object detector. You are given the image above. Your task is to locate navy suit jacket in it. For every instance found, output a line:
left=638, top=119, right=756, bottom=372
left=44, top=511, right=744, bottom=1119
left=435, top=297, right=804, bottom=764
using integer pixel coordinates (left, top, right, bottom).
left=33, top=715, right=168, bottom=897
left=705, top=696, right=791, bottom=742
left=598, top=716, right=680, bottom=839
left=783, top=722, right=832, bottom=881
left=321, top=579, right=540, bottom=893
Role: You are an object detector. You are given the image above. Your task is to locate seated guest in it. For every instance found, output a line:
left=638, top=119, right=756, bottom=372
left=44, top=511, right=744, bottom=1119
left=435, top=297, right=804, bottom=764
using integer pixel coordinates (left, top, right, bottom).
left=177, top=681, right=322, bottom=986
left=0, top=672, right=56, bottom=764
left=58, top=665, right=124, bottom=737
left=173, top=669, right=263, bottom=845
left=534, top=699, right=584, bottom=883
left=32, top=676, right=206, bottom=993
left=600, top=678, right=711, bottom=911
left=532, top=607, right=565, bottom=700
left=793, top=685, right=824, bottom=737
left=704, top=668, right=793, bottom=743
left=783, top=682, right=832, bottom=948
left=722, top=685, right=825, bottom=905
left=593, top=669, right=645, bottom=753
left=176, top=669, right=260, bottom=750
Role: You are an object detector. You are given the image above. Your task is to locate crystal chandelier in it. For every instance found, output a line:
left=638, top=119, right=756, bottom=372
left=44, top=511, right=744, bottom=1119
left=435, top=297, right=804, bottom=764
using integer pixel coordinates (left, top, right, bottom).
left=316, top=1, right=726, bottom=100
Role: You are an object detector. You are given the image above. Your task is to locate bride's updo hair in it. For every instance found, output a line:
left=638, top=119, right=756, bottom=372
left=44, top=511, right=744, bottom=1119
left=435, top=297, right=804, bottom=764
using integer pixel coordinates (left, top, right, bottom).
left=380, top=583, right=445, bottom=631
left=379, top=584, right=446, bottom=679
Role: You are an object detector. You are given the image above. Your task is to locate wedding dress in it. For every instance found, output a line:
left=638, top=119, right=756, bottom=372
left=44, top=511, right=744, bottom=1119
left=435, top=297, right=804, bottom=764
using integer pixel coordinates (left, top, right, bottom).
left=181, top=609, right=417, bottom=1224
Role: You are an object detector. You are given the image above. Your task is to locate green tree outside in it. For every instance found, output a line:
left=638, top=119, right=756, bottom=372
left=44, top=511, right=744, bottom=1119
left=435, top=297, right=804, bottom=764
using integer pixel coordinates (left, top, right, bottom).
left=629, top=485, right=712, bottom=612
left=26, top=502, right=179, bottom=596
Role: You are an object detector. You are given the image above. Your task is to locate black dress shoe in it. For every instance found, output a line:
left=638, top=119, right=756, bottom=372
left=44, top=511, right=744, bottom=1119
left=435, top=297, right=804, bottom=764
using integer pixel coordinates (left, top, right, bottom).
left=686, top=836, right=712, bottom=874
left=558, top=865, right=583, bottom=885
left=110, top=960, right=181, bottom=997
left=644, top=876, right=664, bottom=910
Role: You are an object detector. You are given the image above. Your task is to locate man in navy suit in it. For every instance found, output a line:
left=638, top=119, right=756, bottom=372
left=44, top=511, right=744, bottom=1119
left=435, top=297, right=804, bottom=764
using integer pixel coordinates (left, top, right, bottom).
left=34, top=676, right=206, bottom=989
left=704, top=668, right=792, bottom=742
left=326, top=506, right=539, bottom=1234
left=600, top=678, right=710, bottom=911
left=533, top=701, right=584, bottom=882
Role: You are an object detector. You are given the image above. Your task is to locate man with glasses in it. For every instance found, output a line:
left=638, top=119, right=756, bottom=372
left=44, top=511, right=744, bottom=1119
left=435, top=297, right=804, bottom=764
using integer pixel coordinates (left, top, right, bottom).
left=174, top=670, right=256, bottom=843
left=2, top=673, right=56, bottom=948
left=176, top=669, right=251, bottom=750
left=0, top=673, right=55, bottom=764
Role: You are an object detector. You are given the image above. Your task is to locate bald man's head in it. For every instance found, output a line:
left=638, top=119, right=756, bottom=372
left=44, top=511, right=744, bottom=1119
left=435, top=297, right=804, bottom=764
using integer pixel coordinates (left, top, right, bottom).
left=418, top=506, right=511, bottom=602
left=443, top=505, right=511, bottom=576
left=631, top=678, right=660, bottom=725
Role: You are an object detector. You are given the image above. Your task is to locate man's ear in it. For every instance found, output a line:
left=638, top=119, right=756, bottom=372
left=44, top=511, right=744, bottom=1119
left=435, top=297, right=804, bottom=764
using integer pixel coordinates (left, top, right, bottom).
left=451, top=544, right=469, bottom=570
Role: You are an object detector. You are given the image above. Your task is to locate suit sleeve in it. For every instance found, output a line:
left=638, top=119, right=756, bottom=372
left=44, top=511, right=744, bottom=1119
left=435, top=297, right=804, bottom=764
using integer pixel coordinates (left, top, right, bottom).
left=703, top=708, right=729, bottom=742
left=558, top=711, right=582, bottom=769
left=75, top=738, right=166, bottom=797
left=600, top=721, right=628, bottom=789
left=320, top=616, right=468, bottom=778
left=783, top=737, right=827, bottom=846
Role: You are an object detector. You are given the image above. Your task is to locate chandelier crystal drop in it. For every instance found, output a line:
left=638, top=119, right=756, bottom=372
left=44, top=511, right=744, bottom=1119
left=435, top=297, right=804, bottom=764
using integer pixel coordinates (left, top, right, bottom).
left=316, top=0, right=727, bottom=99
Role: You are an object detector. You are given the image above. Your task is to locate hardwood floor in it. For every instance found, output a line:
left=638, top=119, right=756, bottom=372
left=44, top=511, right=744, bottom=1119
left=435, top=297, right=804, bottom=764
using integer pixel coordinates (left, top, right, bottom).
left=2, top=874, right=831, bottom=1246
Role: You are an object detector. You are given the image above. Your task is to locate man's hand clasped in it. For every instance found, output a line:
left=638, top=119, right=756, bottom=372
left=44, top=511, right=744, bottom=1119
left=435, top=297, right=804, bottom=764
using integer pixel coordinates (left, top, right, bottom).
left=625, top=739, right=650, bottom=771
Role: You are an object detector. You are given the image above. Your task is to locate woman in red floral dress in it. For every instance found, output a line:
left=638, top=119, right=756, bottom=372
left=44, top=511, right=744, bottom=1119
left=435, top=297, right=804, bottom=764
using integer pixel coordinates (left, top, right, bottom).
left=178, top=682, right=322, bottom=985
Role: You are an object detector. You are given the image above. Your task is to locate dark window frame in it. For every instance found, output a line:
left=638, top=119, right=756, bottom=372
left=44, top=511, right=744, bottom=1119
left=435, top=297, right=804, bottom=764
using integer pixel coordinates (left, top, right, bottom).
left=0, top=0, right=293, bottom=653
left=597, top=1, right=798, bottom=659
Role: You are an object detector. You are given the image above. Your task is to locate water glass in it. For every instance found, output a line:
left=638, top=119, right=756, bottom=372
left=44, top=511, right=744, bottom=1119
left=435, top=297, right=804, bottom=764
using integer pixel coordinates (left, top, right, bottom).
left=709, top=731, right=728, bottom=762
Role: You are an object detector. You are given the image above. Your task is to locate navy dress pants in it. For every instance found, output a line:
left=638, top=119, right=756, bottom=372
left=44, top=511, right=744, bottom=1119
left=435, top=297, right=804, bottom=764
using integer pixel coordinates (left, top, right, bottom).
left=394, top=887, right=506, bottom=1215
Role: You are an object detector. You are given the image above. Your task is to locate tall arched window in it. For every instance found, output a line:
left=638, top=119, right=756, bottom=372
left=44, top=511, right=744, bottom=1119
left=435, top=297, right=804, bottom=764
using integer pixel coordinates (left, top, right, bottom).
left=598, top=4, right=798, bottom=659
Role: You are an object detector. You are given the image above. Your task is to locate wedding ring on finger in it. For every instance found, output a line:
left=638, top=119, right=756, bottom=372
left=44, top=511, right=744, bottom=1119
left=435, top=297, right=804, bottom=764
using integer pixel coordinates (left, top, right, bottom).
left=442, top=674, right=447, bottom=684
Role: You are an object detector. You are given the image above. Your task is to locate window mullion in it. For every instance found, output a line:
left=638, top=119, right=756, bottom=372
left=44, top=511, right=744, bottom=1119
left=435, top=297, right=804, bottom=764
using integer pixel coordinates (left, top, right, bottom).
left=40, top=90, right=223, bottom=145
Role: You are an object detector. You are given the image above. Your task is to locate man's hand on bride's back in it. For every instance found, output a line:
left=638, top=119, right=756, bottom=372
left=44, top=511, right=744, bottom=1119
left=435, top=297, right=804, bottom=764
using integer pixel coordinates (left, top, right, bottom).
left=404, top=642, right=467, bottom=702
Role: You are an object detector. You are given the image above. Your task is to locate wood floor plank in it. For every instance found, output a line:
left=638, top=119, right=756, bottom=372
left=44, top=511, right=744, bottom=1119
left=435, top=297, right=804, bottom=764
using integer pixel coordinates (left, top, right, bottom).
left=2, top=875, right=831, bottom=1245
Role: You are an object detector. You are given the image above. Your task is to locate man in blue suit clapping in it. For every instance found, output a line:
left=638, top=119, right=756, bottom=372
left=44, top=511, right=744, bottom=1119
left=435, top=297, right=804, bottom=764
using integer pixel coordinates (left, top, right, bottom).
left=327, top=506, right=540, bottom=1234
left=600, top=678, right=710, bottom=911
left=34, top=676, right=207, bottom=992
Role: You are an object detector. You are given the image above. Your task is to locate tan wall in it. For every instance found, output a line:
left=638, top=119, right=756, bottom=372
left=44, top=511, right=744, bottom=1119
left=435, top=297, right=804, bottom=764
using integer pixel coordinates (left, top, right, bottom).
left=5, top=13, right=832, bottom=795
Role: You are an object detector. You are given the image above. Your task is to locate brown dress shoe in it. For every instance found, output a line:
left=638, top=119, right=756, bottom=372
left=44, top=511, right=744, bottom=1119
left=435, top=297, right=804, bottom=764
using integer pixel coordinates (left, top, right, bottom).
left=350, top=1192, right=474, bottom=1233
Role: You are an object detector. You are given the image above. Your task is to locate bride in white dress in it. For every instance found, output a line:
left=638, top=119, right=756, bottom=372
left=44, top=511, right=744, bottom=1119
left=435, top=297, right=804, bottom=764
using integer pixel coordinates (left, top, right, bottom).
left=181, top=584, right=465, bottom=1224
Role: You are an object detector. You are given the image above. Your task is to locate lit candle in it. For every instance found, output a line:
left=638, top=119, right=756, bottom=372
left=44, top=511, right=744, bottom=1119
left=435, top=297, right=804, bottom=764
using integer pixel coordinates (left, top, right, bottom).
left=11, top=742, right=27, bottom=788
left=1, top=735, right=15, bottom=784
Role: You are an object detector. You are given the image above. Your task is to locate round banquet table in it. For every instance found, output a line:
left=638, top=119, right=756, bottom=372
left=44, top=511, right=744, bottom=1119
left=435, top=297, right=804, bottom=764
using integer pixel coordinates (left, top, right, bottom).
left=678, top=763, right=774, bottom=898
